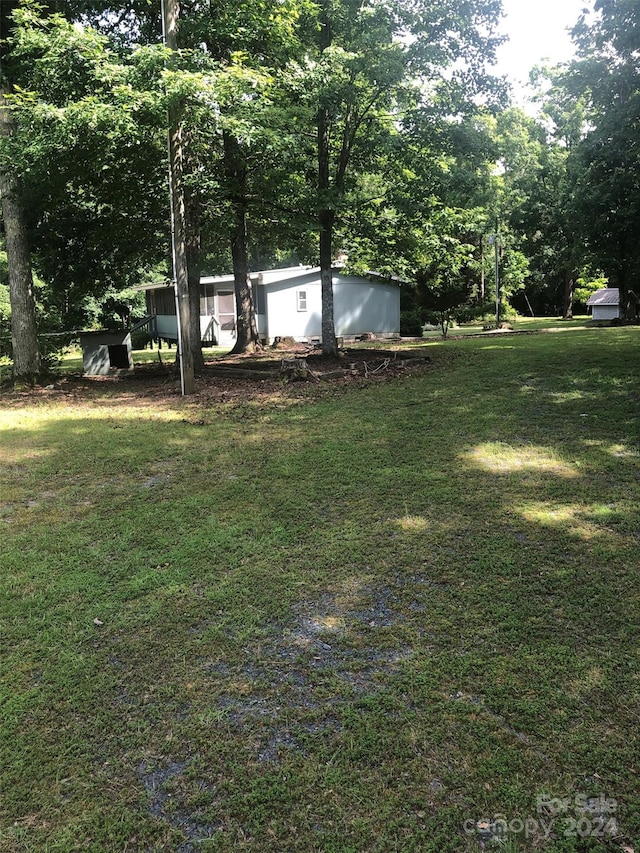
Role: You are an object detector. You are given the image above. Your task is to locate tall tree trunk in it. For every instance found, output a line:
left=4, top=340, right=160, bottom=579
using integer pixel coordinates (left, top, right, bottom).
left=184, top=169, right=205, bottom=372
left=0, top=83, right=40, bottom=383
left=223, top=130, right=260, bottom=355
left=163, top=0, right=194, bottom=393
left=167, top=116, right=195, bottom=393
left=317, top=2, right=338, bottom=358
left=318, top=104, right=338, bottom=357
left=618, top=268, right=629, bottom=320
left=319, top=205, right=337, bottom=356
left=562, top=272, right=574, bottom=319
left=228, top=203, right=260, bottom=354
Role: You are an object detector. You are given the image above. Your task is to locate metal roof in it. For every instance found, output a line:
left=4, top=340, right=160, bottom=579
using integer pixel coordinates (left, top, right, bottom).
left=586, top=288, right=619, bottom=306
left=135, top=264, right=402, bottom=292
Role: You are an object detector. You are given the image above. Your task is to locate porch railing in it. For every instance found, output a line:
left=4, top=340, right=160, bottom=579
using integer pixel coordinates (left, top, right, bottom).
left=202, top=315, right=220, bottom=345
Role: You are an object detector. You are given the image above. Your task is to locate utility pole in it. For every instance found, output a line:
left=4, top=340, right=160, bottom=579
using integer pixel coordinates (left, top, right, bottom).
left=492, top=221, right=500, bottom=328
left=161, top=0, right=195, bottom=395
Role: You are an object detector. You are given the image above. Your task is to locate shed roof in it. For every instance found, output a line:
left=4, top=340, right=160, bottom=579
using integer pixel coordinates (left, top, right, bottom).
left=139, top=265, right=401, bottom=292
left=586, top=288, right=619, bottom=306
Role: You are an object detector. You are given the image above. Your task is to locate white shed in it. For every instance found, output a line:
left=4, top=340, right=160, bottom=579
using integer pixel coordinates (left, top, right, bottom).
left=586, top=288, right=622, bottom=321
left=79, top=330, right=134, bottom=376
left=141, top=266, right=401, bottom=346
left=586, top=287, right=639, bottom=321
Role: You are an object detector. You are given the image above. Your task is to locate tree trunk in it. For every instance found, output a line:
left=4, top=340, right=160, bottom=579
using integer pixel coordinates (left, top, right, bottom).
left=228, top=204, right=260, bottom=354
left=0, top=83, right=41, bottom=383
left=223, top=130, right=260, bottom=355
left=184, top=170, right=205, bottom=372
left=562, top=272, right=574, bottom=319
left=167, top=116, right=195, bottom=393
left=617, top=264, right=630, bottom=320
left=318, top=103, right=338, bottom=357
left=316, top=2, right=338, bottom=358
left=163, top=0, right=195, bottom=394
left=186, top=231, right=205, bottom=371
left=319, top=205, right=337, bottom=356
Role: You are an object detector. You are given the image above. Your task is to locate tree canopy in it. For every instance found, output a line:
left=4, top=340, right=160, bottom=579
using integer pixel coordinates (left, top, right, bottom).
left=1, top=0, right=639, bottom=380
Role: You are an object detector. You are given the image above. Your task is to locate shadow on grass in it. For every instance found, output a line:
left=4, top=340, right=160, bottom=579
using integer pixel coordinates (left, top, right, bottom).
left=0, top=328, right=639, bottom=852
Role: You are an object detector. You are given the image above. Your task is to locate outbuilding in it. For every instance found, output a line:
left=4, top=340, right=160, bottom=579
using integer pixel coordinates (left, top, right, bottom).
left=586, top=287, right=639, bottom=321
left=79, top=330, right=134, bottom=376
left=141, top=266, right=401, bottom=347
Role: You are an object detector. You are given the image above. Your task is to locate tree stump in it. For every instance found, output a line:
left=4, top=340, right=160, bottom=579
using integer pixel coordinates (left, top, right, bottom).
left=280, top=357, right=309, bottom=381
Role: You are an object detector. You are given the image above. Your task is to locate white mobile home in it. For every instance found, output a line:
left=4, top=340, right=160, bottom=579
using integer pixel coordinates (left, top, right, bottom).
left=142, top=266, right=401, bottom=346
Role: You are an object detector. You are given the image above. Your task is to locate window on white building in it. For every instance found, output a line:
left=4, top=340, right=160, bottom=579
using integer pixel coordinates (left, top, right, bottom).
left=297, top=290, right=307, bottom=312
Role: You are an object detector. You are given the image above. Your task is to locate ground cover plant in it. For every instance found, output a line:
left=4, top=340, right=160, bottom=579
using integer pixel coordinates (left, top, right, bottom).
left=1, top=327, right=639, bottom=852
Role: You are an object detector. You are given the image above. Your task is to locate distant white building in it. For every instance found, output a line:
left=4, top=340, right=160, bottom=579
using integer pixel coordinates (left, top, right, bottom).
left=141, top=266, right=401, bottom=346
left=586, top=288, right=639, bottom=321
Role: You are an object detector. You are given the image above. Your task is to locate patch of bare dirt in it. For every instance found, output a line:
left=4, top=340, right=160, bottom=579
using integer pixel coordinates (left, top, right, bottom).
left=0, top=346, right=432, bottom=409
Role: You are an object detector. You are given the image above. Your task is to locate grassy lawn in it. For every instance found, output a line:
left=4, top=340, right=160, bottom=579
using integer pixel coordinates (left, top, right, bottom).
left=1, top=328, right=639, bottom=852
left=52, top=344, right=232, bottom=374
left=417, top=315, right=594, bottom=339
left=0, top=343, right=232, bottom=381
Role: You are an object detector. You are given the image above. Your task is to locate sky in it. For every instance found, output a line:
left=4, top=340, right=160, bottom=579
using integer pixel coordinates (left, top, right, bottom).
left=493, top=0, right=590, bottom=99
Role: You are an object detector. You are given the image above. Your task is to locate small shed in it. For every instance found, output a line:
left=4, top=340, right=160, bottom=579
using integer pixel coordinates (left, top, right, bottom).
left=586, top=287, right=639, bottom=321
left=80, top=330, right=134, bottom=376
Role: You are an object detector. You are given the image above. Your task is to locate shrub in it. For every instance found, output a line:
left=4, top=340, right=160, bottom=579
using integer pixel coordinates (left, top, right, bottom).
left=400, top=309, right=423, bottom=337
left=131, top=330, right=153, bottom=350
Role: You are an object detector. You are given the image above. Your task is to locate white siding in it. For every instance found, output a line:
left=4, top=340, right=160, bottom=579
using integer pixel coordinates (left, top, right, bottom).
left=150, top=315, right=219, bottom=344
left=264, top=277, right=323, bottom=341
left=262, top=273, right=400, bottom=342
left=147, top=268, right=401, bottom=345
left=156, top=315, right=178, bottom=340
left=334, top=276, right=400, bottom=336
left=592, top=305, right=619, bottom=321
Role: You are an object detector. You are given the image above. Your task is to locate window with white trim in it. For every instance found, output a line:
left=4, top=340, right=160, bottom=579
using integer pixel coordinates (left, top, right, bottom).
left=297, top=289, right=307, bottom=312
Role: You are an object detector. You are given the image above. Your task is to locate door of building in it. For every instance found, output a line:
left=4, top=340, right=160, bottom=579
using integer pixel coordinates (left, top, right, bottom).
left=216, top=290, right=236, bottom=345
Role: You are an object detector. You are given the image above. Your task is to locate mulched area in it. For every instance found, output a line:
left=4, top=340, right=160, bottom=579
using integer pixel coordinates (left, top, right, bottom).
left=0, top=346, right=433, bottom=408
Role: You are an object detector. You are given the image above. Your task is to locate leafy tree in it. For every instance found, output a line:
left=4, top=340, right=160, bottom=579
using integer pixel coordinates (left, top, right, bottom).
left=557, top=0, right=640, bottom=317
left=488, top=108, right=560, bottom=315
left=5, top=6, right=170, bottom=332
left=302, top=0, right=504, bottom=355
left=415, top=207, right=484, bottom=337
left=8, top=0, right=511, bottom=362
left=107, top=0, right=311, bottom=357
left=5, top=0, right=313, bottom=365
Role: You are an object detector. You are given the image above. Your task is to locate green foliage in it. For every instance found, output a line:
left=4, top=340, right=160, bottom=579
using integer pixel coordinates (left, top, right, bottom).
left=414, top=207, right=482, bottom=336
left=0, top=253, right=10, bottom=332
left=399, top=308, right=423, bottom=337
left=130, top=329, right=153, bottom=350
left=548, top=0, right=640, bottom=307
left=1, top=7, right=169, bottom=315
left=4, top=0, right=609, bottom=338
left=573, top=272, right=608, bottom=310
left=1, top=329, right=640, bottom=848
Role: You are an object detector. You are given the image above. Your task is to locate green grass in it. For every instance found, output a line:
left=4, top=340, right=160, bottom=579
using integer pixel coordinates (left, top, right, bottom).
left=1, top=343, right=231, bottom=382
left=1, top=328, right=639, bottom=852
left=417, top=315, right=594, bottom=339
left=52, top=343, right=232, bottom=374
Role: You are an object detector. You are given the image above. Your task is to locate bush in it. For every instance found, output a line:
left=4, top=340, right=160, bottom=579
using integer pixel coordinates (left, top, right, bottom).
left=131, top=330, right=153, bottom=350
left=400, top=310, right=423, bottom=337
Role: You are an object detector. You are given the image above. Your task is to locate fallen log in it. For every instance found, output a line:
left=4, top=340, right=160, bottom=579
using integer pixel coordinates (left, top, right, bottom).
left=204, top=366, right=278, bottom=381
left=342, top=348, right=431, bottom=363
